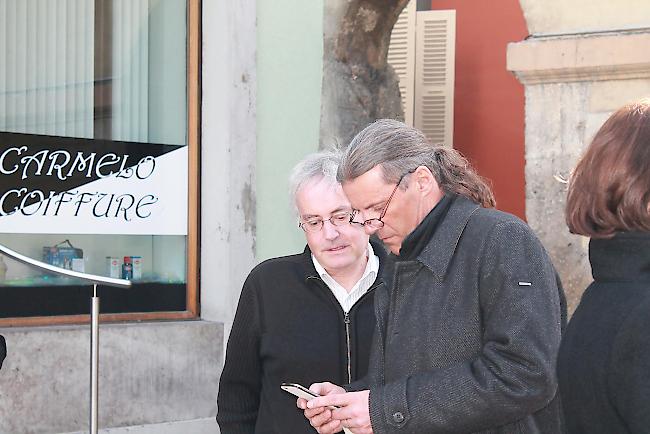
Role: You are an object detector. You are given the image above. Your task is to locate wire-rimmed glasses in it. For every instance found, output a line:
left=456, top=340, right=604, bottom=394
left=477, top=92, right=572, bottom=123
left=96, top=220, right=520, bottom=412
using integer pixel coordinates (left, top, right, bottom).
left=298, top=211, right=355, bottom=233
left=351, top=169, right=415, bottom=230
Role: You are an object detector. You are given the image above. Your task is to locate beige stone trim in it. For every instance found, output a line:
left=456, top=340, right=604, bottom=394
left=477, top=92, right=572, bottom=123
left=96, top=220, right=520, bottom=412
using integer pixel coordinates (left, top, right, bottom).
left=507, top=31, right=650, bottom=84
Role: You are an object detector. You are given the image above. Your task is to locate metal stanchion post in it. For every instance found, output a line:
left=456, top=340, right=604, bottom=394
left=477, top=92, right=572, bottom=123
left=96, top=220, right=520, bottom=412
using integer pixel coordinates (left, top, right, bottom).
left=90, top=283, right=99, bottom=434
left=0, top=244, right=129, bottom=434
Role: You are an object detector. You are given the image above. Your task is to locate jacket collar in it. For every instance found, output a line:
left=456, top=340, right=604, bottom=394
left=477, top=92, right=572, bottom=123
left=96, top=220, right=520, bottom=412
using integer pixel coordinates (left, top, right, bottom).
left=589, top=232, right=650, bottom=282
left=300, top=244, right=320, bottom=279
left=417, top=196, right=480, bottom=281
left=398, top=194, right=453, bottom=261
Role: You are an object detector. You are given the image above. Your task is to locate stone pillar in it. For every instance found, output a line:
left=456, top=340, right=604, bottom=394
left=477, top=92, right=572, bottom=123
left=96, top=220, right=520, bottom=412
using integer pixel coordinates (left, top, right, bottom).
left=507, top=3, right=650, bottom=311
left=201, top=0, right=257, bottom=338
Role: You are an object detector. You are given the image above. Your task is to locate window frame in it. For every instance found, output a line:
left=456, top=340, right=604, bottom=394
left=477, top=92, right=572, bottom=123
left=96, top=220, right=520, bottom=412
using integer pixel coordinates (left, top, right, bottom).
left=0, top=0, right=201, bottom=327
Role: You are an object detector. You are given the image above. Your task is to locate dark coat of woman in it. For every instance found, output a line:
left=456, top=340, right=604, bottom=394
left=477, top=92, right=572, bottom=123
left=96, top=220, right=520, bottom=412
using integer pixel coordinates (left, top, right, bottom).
left=557, top=97, right=650, bottom=434
left=557, top=232, right=650, bottom=433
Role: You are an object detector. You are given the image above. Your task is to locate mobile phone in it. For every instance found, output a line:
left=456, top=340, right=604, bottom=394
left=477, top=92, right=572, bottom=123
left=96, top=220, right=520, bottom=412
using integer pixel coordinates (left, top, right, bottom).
left=281, top=382, right=341, bottom=410
left=283, top=384, right=350, bottom=434
left=280, top=382, right=320, bottom=400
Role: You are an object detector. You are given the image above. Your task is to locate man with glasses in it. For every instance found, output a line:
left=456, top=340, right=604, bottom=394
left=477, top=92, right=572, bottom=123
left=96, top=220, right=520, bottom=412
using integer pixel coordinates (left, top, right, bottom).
left=217, top=150, right=387, bottom=433
left=300, top=120, right=566, bottom=434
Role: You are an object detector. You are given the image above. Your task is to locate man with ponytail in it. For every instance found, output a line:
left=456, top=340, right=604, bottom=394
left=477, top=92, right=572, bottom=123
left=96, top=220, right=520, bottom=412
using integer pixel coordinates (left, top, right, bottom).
left=300, top=119, right=566, bottom=434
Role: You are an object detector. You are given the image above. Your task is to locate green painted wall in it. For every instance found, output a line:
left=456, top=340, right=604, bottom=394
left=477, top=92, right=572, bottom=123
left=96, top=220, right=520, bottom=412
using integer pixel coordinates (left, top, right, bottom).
left=256, top=0, right=323, bottom=261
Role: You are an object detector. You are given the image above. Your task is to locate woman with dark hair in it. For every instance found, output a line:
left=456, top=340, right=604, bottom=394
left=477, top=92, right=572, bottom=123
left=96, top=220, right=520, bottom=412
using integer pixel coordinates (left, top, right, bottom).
left=557, top=98, right=650, bottom=433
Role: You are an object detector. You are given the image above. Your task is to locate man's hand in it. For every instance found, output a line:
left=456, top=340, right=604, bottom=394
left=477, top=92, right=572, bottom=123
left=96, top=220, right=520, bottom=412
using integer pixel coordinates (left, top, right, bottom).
left=297, top=382, right=347, bottom=434
left=307, top=388, right=372, bottom=434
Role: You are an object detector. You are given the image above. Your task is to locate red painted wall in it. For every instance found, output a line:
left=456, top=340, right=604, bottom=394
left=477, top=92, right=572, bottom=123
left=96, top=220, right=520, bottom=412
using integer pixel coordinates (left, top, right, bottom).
left=430, top=0, right=527, bottom=219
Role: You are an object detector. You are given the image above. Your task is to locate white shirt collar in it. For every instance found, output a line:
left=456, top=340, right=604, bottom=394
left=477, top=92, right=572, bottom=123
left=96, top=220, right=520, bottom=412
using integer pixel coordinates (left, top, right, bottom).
left=312, top=242, right=379, bottom=313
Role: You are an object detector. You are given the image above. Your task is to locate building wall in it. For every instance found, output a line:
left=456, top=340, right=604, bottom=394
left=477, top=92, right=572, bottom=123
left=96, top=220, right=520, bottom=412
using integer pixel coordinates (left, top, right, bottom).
left=430, top=0, right=528, bottom=219
left=508, top=1, right=650, bottom=311
left=200, top=0, right=257, bottom=339
left=255, top=0, right=324, bottom=262
left=519, top=0, right=650, bottom=35
left=0, top=322, right=221, bottom=434
left=200, top=2, right=257, bottom=433
left=0, top=0, right=258, bottom=432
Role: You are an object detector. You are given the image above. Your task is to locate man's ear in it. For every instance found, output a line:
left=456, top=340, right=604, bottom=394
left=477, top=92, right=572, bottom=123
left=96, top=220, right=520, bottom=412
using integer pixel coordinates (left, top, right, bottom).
left=412, top=166, right=444, bottom=204
left=412, top=166, right=438, bottom=194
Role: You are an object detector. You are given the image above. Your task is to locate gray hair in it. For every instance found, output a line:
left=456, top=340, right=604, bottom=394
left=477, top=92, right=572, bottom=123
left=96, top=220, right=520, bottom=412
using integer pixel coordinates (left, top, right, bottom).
left=337, top=119, right=496, bottom=208
left=289, top=149, right=343, bottom=214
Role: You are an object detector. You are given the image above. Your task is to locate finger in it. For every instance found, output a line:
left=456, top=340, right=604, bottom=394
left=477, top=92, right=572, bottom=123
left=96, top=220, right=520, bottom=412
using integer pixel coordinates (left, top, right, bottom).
left=330, top=407, right=357, bottom=421
left=323, top=384, right=346, bottom=396
left=316, top=418, right=343, bottom=434
left=309, top=382, right=326, bottom=394
left=297, top=397, right=308, bottom=409
left=309, top=382, right=333, bottom=395
left=304, top=406, right=329, bottom=419
left=307, top=408, right=333, bottom=428
left=307, top=393, right=349, bottom=409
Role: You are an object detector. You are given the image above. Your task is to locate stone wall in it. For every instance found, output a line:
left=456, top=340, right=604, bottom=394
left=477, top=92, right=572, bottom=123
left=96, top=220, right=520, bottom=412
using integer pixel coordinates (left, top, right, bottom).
left=508, top=3, right=650, bottom=311
left=0, top=321, right=222, bottom=434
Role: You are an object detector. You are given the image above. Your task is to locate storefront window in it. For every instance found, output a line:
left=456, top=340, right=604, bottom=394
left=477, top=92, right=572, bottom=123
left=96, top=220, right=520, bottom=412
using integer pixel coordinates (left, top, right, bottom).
left=0, top=0, right=198, bottom=322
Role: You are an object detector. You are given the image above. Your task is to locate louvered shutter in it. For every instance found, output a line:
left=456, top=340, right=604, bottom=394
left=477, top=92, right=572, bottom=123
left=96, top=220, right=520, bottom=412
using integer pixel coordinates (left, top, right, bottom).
left=387, top=1, right=416, bottom=125
left=414, top=10, right=456, bottom=147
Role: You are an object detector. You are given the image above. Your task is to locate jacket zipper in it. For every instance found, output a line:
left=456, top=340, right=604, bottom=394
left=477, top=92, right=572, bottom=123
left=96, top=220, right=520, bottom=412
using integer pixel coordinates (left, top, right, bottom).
left=342, top=281, right=382, bottom=384
left=308, top=277, right=382, bottom=384
left=344, top=311, right=351, bottom=384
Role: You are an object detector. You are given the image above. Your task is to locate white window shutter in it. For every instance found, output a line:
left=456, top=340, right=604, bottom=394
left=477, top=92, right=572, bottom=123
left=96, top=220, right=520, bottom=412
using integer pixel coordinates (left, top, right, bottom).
left=414, top=10, right=456, bottom=147
left=387, top=1, right=416, bottom=126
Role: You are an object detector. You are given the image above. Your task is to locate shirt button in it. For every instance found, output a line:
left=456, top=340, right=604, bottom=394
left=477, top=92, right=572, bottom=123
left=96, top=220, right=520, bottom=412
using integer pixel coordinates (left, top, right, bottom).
left=392, top=412, right=405, bottom=423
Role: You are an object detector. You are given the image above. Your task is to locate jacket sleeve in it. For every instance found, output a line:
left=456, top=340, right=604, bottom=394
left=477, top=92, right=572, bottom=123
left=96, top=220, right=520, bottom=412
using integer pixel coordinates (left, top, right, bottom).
left=0, top=335, right=5, bottom=369
left=609, top=300, right=650, bottom=433
left=217, top=272, right=263, bottom=434
left=368, top=219, right=564, bottom=433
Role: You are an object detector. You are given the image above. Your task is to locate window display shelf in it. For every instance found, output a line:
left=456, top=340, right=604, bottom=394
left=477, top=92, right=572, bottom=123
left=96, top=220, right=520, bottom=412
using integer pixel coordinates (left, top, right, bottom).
left=0, top=282, right=186, bottom=318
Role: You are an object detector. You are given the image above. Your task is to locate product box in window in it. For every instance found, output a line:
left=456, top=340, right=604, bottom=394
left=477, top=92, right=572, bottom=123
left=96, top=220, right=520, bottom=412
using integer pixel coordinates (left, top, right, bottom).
left=106, top=257, right=121, bottom=279
left=42, top=240, right=83, bottom=271
left=131, top=256, right=142, bottom=280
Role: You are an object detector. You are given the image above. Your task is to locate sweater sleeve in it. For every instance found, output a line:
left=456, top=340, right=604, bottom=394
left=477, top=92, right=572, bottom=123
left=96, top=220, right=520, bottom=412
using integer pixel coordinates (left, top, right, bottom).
left=368, top=219, right=564, bottom=433
left=608, top=299, right=650, bottom=433
left=217, top=272, right=263, bottom=434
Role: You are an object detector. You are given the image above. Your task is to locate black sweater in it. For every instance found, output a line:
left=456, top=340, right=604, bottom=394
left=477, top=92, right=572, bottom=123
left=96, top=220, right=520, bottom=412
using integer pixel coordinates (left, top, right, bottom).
left=217, top=242, right=387, bottom=434
left=557, top=232, right=650, bottom=433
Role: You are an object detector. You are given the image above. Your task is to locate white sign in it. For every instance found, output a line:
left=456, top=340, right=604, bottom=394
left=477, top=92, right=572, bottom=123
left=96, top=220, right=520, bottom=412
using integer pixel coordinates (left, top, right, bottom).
left=0, top=147, right=188, bottom=235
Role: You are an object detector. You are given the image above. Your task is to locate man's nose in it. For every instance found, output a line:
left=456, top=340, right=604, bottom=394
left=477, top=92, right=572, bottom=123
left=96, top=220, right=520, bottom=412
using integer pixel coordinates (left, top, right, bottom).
left=322, top=220, right=340, bottom=239
left=363, top=225, right=379, bottom=236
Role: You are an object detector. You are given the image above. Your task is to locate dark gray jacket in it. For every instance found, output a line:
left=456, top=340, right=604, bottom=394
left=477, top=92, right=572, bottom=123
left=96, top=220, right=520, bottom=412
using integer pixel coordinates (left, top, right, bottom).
left=362, top=197, right=566, bottom=433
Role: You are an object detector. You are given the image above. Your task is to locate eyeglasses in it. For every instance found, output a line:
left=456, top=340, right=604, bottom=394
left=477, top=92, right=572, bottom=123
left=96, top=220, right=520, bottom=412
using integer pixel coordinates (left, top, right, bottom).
left=351, top=169, right=415, bottom=230
left=298, top=211, right=355, bottom=233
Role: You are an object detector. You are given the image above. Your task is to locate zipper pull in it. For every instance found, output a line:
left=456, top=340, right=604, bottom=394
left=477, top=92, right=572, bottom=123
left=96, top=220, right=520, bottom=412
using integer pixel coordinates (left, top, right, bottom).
left=344, top=311, right=352, bottom=384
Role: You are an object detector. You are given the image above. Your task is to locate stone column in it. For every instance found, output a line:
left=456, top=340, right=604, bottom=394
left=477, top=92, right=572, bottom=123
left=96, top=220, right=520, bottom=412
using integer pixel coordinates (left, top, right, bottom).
left=507, top=2, right=650, bottom=311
